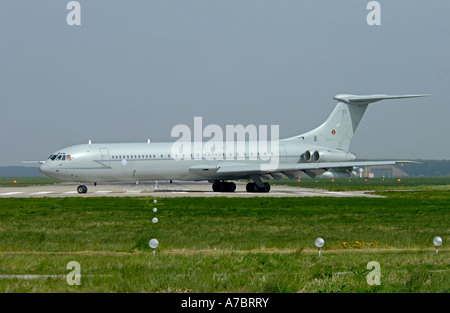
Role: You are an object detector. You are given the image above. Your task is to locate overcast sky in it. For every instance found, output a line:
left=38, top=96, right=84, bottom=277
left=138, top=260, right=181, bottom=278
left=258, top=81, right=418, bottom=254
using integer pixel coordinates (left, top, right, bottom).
left=1, top=0, right=449, bottom=166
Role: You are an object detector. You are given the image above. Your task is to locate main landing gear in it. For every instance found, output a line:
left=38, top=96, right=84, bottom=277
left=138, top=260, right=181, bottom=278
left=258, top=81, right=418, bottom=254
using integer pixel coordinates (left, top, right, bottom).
left=77, top=185, right=88, bottom=194
left=211, top=180, right=271, bottom=193
left=246, top=182, right=271, bottom=193
left=212, top=181, right=236, bottom=192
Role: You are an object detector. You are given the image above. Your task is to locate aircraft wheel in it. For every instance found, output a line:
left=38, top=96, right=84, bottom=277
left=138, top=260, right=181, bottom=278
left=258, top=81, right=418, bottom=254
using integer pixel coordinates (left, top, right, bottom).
left=213, top=181, right=237, bottom=192
left=77, top=185, right=87, bottom=194
left=227, top=182, right=236, bottom=192
left=212, top=182, right=220, bottom=192
left=245, top=182, right=270, bottom=193
left=218, top=182, right=227, bottom=192
left=246, top=182, right=260, bottom=193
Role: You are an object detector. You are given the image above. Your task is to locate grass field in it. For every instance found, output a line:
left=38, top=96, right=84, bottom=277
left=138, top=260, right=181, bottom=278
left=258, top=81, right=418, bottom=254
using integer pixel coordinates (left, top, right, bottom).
left=0, top=177, right=59, bottom=188
left=272, top=176, right=450, bottom=191
left=0, top=181, right=449, bottom=293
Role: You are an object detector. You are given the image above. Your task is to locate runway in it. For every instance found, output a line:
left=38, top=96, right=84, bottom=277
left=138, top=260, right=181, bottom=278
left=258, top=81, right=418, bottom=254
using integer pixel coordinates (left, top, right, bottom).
left=0, top=181, right=382, bottom=198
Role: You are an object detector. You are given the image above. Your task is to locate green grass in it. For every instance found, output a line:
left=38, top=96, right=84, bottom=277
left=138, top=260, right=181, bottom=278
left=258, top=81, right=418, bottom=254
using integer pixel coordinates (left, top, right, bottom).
left=0, top=177, right=59, bottom=187
left=272, top=176, right=450, bottom=191
left=0, top=192, right=448, bottom=293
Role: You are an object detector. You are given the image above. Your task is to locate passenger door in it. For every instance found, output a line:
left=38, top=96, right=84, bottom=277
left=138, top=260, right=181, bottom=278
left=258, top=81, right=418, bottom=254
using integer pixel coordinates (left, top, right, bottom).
left=99, top=148, right=110, bottom=167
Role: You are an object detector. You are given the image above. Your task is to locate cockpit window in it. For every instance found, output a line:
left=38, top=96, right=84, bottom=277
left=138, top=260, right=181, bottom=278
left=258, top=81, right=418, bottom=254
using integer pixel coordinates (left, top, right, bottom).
left=48, top=153, right=71, bottom=161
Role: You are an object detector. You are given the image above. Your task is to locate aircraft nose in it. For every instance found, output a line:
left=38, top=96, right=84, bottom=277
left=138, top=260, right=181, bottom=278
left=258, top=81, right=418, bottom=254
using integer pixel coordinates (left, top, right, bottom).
left=39, top=162, right=51, bottom=177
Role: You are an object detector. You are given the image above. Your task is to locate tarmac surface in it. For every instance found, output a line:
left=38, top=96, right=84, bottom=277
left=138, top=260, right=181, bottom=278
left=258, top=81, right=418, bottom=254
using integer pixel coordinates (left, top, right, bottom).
left=0, top=181, right=383, bottom=198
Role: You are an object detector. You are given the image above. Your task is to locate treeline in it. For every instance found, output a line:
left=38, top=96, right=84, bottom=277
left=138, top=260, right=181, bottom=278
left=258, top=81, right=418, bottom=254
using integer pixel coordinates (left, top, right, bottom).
left=0, top=166, right=42, bottom=177
left=399, top=160, right=450, bottom=177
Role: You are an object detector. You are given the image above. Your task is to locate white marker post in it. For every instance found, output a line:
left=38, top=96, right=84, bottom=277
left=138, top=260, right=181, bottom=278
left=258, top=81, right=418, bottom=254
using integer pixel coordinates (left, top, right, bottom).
left=433, top=237, right=443, bottom=254
left=315, top=238, right=325, bottom=258
left=149, top=239, right=159, bottom=256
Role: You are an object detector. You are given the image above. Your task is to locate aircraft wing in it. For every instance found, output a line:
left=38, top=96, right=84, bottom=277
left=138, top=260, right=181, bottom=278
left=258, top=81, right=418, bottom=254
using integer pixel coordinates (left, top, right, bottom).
left=189, top=161, right=417, bottom=180
left=21, top=161, right=46, bottom=165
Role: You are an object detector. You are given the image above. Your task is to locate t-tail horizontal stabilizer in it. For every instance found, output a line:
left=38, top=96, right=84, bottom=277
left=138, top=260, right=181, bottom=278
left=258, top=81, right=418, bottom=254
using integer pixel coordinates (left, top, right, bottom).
left=286, top=93, right=429, bottom=151
left=333, top=94, right=429, bottom=104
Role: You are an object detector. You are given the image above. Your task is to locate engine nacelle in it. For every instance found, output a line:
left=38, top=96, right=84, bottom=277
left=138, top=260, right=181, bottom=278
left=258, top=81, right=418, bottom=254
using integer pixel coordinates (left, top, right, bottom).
left=304, top=150, right=312, bottom=162
left=321, top=170, right=351, bottom=178
left=304, top=149, right=356, bottom=162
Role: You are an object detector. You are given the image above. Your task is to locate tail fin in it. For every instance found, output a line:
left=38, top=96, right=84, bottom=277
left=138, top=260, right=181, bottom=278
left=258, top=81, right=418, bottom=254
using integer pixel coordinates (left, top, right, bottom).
left=284, top=94, right=428, bottom=151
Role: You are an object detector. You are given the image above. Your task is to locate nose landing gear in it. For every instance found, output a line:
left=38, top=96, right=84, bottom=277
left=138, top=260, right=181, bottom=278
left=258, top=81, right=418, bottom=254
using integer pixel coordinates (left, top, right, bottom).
left=77, top=185, right=88, bottom=194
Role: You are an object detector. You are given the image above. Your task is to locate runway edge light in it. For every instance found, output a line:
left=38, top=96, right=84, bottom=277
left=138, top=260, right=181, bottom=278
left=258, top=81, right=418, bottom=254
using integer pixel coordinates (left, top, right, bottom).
left=314, top=238, right=325, bottom=258
left=149, top=239, right=159, bottom=256
left=433, top=236, right=443, bottom=254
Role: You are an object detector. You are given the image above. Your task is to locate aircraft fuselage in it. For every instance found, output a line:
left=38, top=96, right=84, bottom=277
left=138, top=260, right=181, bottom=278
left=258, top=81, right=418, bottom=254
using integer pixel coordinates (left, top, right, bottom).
left=39, top=141, right=335, bottom=183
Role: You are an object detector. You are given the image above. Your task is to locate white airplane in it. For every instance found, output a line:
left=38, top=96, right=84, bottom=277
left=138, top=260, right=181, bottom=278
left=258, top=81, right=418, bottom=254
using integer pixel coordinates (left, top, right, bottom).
left=37, top=94, right=426, bottom=193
